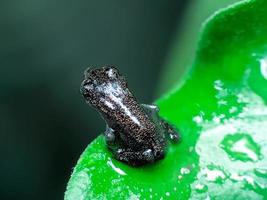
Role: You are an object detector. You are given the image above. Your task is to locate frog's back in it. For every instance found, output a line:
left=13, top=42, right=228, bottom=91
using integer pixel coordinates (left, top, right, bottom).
left=80, top=66, right=156, bottom=144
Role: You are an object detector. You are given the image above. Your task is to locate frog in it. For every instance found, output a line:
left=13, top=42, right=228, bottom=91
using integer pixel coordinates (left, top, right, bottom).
left=80, top=66, right=180, bottom=166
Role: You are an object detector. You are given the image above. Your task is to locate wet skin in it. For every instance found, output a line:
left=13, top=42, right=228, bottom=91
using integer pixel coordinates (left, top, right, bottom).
left=80, top=66, right=180, bottom=166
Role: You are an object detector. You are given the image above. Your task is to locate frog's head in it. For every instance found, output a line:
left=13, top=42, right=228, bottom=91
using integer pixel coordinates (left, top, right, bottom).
left=84, top=66, right=122, bottom=84
left=80, top=66, right=130, bottom=109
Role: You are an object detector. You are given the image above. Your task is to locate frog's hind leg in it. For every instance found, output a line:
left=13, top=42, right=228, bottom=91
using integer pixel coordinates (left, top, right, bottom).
left=114, top=148, right=155, bottom=166
left=161, top=120, right=181, bottom=143
left=141, top=104, right=181, bottom=143
left=105, top=125, right=155, bottom=166
left=141, top=104, right=159, bottom=116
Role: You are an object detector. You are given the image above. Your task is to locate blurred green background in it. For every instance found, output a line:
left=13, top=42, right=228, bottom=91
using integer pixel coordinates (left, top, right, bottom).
left=0, top=0, right=242, bottom=199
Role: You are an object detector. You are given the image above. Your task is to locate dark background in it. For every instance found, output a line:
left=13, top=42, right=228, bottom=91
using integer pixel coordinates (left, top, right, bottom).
left=0, top=1, right=189, bottom=199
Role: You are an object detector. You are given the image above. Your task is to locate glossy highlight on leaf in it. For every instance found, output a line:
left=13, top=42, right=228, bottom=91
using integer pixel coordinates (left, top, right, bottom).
left=65, top=0, right=267, bottom=199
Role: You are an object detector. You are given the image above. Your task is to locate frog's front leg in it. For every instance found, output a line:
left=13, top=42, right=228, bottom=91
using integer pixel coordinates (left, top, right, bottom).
left=141, top=104, right=180, bottom=143
left=114, top=148, right=155, bottom=166
left=104, top=125, right=125, bottom=151
left=105, top=126, right=156, bottom=166
left=105, top=126, right=116, bottom=146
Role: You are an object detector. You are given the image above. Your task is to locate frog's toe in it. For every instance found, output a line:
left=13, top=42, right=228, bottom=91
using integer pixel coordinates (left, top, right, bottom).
left=154, top=148, right=165, bottom=159
left=142, top=149, right=154, bottom=162
left=113, top=148, right=156, bottom=166
left=169, top=132, right=181, bottom=143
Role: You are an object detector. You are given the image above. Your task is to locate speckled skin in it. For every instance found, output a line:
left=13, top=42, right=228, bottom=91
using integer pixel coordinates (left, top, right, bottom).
left=80, top=66, right=180, bottom=166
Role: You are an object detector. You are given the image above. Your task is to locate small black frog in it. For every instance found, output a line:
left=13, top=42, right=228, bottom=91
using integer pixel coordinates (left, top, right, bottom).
left=80, top=66, right=180, bottom=166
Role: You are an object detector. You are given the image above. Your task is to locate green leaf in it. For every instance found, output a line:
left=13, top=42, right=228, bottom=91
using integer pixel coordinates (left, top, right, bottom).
left=65, top=0, right=267, bottom=199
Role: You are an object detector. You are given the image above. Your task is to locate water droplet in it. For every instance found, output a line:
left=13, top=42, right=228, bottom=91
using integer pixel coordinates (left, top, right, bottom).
left=220, top=134, right=261, bottom=162
left=205, top=195, right=211, bottom=200
left=230, top=173, right=256, bottom=189
left=107, top=158, right=126, bottom=175
left=218, top=99, right=227, bottom=106
left=180, top=167, right=190, bottom=175
left=195, top=184, right=208, bottom=193
left=229, top=106, right=238, bottom=113
left=213, top=116, right=221, bottom=124
left=230, top=173, right=244, bottom=181
left=254, top=168, right=267, bottom=177
left=193, top=115, right=203, bottom=124
left=260, top=58, right=267, bottom=80
left=214, top=80, right=229, bottom=99
left=165, top=192, right=170, bottom=197
left=203, top=167, right=226, bottom=183
left=214, top=80, right=223, bottom=91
